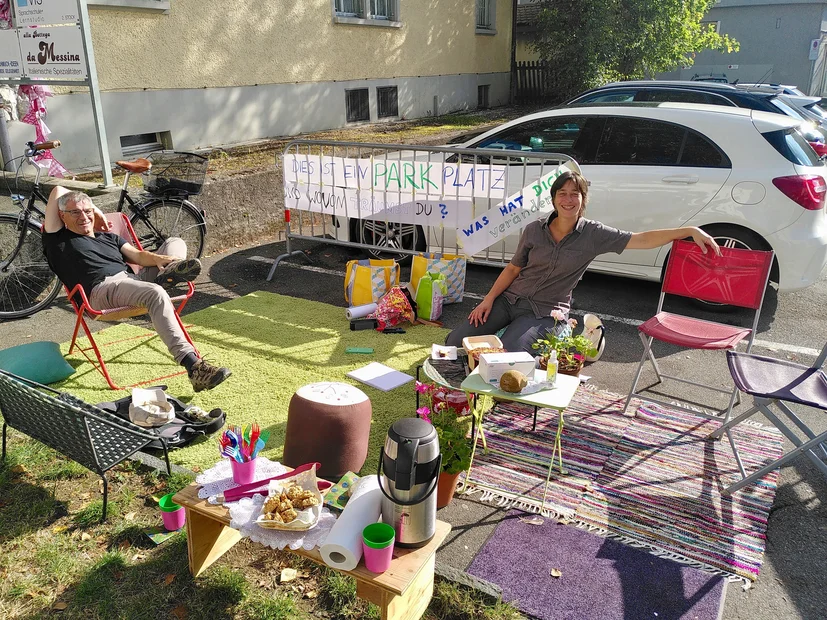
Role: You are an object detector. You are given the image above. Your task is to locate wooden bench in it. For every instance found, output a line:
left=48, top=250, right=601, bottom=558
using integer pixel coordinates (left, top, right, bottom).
left=173, top=483, right=451, bottom=620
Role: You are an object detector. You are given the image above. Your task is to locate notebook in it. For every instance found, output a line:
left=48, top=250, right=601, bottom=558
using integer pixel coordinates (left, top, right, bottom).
left=346, top=362, right=414, bottom=392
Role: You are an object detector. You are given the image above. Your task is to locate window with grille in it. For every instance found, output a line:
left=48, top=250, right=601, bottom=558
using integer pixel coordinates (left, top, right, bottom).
left=334, top=0, right=398, bottom=21
left=371, top=0, right=391, bottom=19
left=476, top=0, right=493, bottom=29
left=377, top=87, right=398, bottom=118
left=346, top=89, right=370, bottom=122
left=335, top=0, right=362, bottom=16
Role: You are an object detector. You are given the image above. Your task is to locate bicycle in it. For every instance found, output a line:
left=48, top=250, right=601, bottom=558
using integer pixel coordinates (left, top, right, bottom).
left=0, top=140, right=64, bottom=319
left=0, top=141, right=208, bottom=320
left=114, top=150, right=208, bottom=260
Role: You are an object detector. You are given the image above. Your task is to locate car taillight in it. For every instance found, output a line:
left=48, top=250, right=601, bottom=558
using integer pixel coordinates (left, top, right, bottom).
left=808, top=141, right=827, bottom=158
left=772, top=175, right=827, bottom=210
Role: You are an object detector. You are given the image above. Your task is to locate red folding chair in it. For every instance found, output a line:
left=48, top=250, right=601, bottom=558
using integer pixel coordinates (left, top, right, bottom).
left=65, top=213, right=198, bottom=390
left=624, top=239, right=774, bottom=418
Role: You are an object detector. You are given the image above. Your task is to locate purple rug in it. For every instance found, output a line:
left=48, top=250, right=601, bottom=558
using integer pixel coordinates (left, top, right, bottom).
left=468, top=511, right=726, bottom=620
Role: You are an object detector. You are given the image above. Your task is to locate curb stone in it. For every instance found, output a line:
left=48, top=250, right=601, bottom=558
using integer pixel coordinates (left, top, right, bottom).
left=435, top=561, right=503, bottom=604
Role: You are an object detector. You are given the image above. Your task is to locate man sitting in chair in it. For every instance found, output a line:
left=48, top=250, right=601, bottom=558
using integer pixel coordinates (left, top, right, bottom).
left=42, top=185, right=231, bottom=392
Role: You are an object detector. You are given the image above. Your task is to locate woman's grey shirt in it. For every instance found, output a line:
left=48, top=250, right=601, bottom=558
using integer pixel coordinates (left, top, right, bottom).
left=504, top=213, right=632, bottom=318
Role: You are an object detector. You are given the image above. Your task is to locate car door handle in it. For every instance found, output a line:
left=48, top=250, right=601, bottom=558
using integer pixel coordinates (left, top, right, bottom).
left=662, top=175, right=699, bottom=184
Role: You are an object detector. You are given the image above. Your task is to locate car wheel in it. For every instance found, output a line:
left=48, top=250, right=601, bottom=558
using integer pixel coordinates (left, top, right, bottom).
left=351, top=219, right=427, bottom=264
left=690, top=225, right=773, bottom=312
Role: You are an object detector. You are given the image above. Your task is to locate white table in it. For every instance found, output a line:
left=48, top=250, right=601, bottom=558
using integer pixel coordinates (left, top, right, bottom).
left=459, top=368, right=581, bottom=511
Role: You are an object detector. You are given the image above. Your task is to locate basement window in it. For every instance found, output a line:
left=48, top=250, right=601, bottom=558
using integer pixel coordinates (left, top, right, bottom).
left=377, top=86, right=399, bottom=118
left=478, top=85, right=490, bottom=109
left=346, top=89, right=370, bottom=123
left=119, top=131, right=166, bottom=157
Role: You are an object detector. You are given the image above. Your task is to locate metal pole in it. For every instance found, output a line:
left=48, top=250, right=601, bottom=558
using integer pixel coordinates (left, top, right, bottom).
left=0, top=112, right=14, bottom=172
left=77, top=0, right=113, bottom=187
left=509, top=0, right=517, bottom=105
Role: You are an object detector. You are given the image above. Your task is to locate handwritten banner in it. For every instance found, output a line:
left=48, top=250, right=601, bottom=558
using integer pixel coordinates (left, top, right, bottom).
left=456, top=161, right=580, bottom=257
left=284, top=182, right=474, bottom=228
left=284, top=154, right=506, bottom=199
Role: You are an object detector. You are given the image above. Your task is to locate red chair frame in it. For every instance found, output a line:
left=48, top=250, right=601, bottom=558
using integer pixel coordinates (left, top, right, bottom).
left=624, top=239, right=774, bottom=418
left=64, top=213, right=198, bottom=390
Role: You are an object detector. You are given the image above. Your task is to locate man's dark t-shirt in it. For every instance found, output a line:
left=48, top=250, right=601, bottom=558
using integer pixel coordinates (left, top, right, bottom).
left=42, top=228, right=129, bottom=293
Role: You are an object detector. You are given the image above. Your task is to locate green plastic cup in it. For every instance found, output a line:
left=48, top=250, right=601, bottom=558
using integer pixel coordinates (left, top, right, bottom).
left=158, top=493, right=181, bottom=512
left=363, top=522, right=395, bottom=548
left=363, top=522, right=395, bottom=573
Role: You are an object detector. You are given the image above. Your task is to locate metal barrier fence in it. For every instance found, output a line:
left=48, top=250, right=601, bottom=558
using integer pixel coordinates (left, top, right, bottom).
left=267, top=140, right=577, bottom=280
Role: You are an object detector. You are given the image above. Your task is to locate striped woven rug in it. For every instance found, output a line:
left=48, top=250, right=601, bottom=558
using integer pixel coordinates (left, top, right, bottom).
left=461, top=389, right=783, bottom=581
left=461, top=388, right=631, bottom=518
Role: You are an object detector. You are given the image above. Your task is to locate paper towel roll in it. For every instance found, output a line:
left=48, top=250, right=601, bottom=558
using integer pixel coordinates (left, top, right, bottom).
left=346, top=303, right=377, bottom=320
left=320, top=474, right=382, bottom=571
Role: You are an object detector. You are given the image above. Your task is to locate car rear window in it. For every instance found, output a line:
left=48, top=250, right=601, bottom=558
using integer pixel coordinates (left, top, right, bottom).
left=761, top=128, right=824, bottom=166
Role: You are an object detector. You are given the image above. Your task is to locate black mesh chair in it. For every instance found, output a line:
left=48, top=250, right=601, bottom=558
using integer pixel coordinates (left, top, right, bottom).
left=0, top=370, right=171, bottom=520
left=708, top=344, right=827, bottom=494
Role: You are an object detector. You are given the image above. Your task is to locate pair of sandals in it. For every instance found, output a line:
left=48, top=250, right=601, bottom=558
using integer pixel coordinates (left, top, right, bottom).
left=582, top=314, right=606, bottom=363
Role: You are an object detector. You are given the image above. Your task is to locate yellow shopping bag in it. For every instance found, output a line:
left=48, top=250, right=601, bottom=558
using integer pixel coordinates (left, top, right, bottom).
left=411, top=253, right=466, bottom=304
left=344, top=259, right=401, bottom=306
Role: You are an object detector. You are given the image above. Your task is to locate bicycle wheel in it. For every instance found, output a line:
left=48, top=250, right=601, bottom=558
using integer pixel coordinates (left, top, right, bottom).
left=0, top=214, right=61, bottom=319
left=129, top=198, right=206, bottom=259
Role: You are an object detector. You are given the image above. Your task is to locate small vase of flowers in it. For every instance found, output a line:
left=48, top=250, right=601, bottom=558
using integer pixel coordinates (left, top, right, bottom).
left=532, top=310, right=598, bottom=376
left=415, top=382, right=473, bottom=508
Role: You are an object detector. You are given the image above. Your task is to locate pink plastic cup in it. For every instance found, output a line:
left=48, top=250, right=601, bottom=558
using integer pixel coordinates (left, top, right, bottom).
left=158, top=494, right=186, bottom=531
left=231, top=458, right=256, bottom=485
left=161, top=506, right=186, bottom=531
left=362, top=522, right=395, bottom=573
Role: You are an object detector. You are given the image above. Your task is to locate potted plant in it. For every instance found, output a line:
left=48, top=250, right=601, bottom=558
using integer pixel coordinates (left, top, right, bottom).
left=415, top=382, right=473, bottom=508
left=531, top=311, right=598, bottom=376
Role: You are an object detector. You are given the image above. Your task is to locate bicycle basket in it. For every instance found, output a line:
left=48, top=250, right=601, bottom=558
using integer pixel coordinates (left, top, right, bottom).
left=142, top=151, right=209, bottom=196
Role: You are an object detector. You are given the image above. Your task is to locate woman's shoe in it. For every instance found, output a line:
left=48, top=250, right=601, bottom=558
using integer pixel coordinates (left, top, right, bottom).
left=582, top=314, right=605, bottom=362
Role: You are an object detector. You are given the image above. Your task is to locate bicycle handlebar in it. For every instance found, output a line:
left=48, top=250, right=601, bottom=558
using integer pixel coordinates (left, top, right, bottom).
left=32, top=140, right=60, bottom=152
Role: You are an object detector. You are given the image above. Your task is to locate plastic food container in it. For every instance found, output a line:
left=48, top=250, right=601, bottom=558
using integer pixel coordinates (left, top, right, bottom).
left=462, top=335, right=505, bottom=370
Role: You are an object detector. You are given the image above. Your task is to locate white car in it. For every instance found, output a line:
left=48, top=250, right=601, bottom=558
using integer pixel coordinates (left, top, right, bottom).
left=347, top=102, right=827, bottom=292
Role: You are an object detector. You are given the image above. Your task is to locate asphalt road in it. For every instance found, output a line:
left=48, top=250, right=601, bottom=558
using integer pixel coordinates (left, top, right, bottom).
left=2, top=235, right=825, bottom=620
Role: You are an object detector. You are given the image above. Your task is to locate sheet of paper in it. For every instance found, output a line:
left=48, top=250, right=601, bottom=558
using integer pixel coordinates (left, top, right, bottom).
left=346, top=362, right=414, bottom=392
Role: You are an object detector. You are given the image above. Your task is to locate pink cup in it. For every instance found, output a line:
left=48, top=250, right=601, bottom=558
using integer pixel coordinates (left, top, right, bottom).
left=161, top=506, right=186, bottom=531
left=231, top=458, right=256, bottom=485
left=362, top=522, right=395, bottom=573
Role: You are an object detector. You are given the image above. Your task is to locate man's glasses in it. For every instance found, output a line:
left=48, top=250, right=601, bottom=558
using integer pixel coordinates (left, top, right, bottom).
left=61, top=208, right=95, bottom=219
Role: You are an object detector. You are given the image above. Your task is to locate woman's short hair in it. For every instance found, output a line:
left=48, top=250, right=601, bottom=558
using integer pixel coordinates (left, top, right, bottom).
left=549, top=170, right=589, bottom=210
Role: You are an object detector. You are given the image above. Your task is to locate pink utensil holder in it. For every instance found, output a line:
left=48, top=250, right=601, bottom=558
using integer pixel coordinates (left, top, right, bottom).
left=161, top=506, right=186, bottom=531
left=231, top=458, right=256, bottom=485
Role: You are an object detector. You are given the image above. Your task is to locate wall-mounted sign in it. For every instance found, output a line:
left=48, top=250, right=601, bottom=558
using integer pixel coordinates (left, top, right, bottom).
left=810, top=38, right=821, bottom=62
left=0, top=29, right=23, bottom=78
left=18, top=26, right=86, bottom=79
left=12, top=0, right=79, bottom=27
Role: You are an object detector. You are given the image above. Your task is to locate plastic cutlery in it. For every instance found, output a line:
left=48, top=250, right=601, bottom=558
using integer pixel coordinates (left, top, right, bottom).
left=251, top=438, right=266, bottom=460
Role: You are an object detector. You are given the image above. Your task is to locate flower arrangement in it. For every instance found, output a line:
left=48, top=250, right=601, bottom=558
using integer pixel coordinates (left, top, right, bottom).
left=532, top=309, right=598, bottom=372
left=415, top=382, right=473, bottom=475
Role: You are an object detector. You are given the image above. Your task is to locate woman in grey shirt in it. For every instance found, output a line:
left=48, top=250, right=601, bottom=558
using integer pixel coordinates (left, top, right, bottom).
left=445, top=171, right=720, bottom=354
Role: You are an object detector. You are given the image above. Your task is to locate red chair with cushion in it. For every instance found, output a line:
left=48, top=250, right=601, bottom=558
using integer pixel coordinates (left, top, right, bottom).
left=624, top=239, right=774, bottom=418
left=64, top=213, right=197, bottom=390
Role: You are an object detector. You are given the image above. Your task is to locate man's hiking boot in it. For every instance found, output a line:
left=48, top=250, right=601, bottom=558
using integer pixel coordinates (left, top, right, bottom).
left=156, top=258, right=202, bottom=287
left=189, top=359, right=231, bottom=392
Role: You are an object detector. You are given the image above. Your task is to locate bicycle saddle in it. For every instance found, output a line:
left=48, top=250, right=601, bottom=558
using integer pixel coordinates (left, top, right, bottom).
left=115, top=158, right=151, bottom=173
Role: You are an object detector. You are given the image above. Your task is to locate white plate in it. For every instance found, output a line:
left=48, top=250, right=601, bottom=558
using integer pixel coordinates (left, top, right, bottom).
left=431, top=344, right=458, bottom=360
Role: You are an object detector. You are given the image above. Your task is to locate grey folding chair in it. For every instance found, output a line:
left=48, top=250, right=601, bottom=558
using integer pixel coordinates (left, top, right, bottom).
left=708, top=343, right=827, bottom=494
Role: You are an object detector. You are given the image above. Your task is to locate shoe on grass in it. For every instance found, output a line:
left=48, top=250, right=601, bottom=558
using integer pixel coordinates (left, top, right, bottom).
left=155, top=258, right=202, bottom=287
left=189, top=358, right=231, bottom=392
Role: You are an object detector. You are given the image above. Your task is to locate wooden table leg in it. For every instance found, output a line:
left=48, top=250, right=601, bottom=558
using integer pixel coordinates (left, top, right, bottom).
left=184, top=508, right=243, bottom=577
left=355, top=553, right=436, bottom=620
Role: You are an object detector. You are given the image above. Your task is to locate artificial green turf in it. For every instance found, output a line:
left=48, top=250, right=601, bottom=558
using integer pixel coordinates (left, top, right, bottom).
left=58, top=291, right=449, bottom=473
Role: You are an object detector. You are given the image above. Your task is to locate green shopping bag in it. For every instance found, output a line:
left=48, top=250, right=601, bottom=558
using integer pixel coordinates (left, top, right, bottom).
left=414, top=272, right=447, bottom=321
